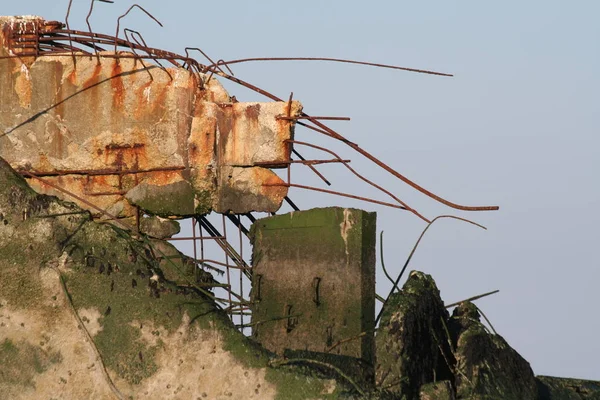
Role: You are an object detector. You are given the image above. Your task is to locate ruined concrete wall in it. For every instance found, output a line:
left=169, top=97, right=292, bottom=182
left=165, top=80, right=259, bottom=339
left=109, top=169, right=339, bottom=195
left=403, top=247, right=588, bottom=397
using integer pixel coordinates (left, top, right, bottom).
left=0, top=156, right=353, bottom=399
left=249, top=208, right=377, bottom=366
left=0, top=16, right=301, bottom=220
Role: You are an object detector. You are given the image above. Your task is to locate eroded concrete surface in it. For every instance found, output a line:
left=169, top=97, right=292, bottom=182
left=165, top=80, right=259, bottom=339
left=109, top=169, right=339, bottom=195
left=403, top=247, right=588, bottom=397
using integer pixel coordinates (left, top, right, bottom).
left=0, top=16, right=301, bottom=219
left=0, top=156, right=346, bottom=399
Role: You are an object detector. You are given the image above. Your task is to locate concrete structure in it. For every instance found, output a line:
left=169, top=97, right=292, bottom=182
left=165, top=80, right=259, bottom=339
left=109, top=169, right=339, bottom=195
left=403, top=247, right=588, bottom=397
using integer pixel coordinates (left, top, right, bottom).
left=249, top=207, right=377, bottom=366
left=0, top=16, right=302, bottom=220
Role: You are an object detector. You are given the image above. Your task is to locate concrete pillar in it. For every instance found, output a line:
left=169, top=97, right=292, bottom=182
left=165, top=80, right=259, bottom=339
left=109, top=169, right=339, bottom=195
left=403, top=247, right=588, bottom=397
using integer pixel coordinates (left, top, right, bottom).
left=249, top=207, right=376, bottom=366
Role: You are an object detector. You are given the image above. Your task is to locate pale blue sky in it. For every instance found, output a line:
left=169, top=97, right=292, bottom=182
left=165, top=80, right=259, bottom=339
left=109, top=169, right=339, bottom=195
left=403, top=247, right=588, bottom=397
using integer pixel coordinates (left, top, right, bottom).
left=4, top=1, right=599, bottom=380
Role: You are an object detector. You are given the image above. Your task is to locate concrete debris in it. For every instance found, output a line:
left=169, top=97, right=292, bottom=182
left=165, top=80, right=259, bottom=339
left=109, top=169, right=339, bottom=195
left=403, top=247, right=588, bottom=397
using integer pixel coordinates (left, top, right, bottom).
left=375, top=271, right=452, bottom=399
left=0, top=16, right=302, bottom=220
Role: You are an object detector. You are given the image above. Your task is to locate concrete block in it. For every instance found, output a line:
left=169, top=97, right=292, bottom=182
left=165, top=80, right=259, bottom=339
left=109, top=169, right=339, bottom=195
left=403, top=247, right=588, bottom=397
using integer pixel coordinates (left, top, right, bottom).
left=218, top=101, right=302, bottom=167
left=249, top=207, right=377, bottom=365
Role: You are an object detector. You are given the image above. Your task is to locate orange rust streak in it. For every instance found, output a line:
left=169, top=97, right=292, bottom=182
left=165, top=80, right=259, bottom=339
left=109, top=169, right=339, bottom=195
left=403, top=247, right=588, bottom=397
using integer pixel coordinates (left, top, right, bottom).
left=111, top=60, right=125, bottom=109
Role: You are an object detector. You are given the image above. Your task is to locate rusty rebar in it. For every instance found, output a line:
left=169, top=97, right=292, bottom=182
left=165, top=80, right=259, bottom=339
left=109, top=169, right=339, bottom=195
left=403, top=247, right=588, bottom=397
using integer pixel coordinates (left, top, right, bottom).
left=289, top=140, right=427, bottom=221
left=445, top=290, right=500, bottom=309
left=123, top=29, right=154, bottom=81
left=64, top=0, right=77, bottom=66
left=209, top=57, right=453, bottom=77
left=86, top=0, right=114, bottom=64
left=114, top=4, right=163, bottom=56
left=277, top=116, right=350, bottom=121
left=375, top=215, right=487, bottom=326
left=253, top=159, right=351, bottom=166
left=264, top=182, right=408, bottom=211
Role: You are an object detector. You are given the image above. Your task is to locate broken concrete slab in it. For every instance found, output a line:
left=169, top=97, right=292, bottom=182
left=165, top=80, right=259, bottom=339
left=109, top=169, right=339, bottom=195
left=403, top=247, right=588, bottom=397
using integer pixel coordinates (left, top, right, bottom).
left=139, top=215, right=181, bottom=239
left=0, top=16, right=302, bottom=220
left=216, top=166, right=288, bottom=214
left=125, top=180, right=195, bottom=217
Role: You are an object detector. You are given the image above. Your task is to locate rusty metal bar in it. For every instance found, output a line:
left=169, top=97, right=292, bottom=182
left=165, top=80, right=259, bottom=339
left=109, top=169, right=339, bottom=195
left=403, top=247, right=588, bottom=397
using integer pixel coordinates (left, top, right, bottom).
left=445, top=290, right=500, bottom=309
left=209, top=57, right=454, bottom=77
left=17, top=166, right=186, bottom=177
left=192, top=218, right=199, bottom=282
left=288, top=140, right=427, bottom=221
left=114, top=4, right=163, bottom=56
left=222, top=214, right=233, bottom=320
left=238, top=216, right=245, bottom=333
left=165, top=236, right=226, bottom=241
left=20, top=170, right=131, bottom=230
left=203, top=69, right=499, bottom=217
left=64, top=0, right=77, bottom=66
left=277, top=116, right=350, bottom=121
left=291, top=149, right=331, bottom=186
left=284, top=196, right=300, bottom=211
left=253, top=159, right=350, bottom=166
left=195, top=259, right=248, bottom=271
left=264, top=182, right=408, bottom=211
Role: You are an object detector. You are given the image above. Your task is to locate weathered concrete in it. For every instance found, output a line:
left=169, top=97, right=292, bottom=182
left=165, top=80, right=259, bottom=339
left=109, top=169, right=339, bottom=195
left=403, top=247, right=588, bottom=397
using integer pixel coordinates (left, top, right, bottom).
left=0, top=156, right=365, bottom=399
left=139, top=215, right=181, bottom=239
left=250, top=208, right=377, bottom=368
left=536, top=375, right=600, bottom=400
left=375, top=271, right=453, bottom=400
left=448, top=301, right=538, bottom=400
left=419, top=381, right=455, bottom=400
left=0, top=16, right=302, bottom=220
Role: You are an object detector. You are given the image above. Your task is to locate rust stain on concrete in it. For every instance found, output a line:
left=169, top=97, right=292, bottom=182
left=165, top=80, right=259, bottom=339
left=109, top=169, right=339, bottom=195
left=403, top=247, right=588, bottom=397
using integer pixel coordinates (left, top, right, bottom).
left=0, top=16, right=303, bottom=220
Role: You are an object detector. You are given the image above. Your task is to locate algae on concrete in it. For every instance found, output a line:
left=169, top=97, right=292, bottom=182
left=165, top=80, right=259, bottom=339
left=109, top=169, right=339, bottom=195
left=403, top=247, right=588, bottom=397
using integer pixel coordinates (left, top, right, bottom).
left=376, top=271, right=453, bottom=400
left=0, top=156, right=365, bottom=399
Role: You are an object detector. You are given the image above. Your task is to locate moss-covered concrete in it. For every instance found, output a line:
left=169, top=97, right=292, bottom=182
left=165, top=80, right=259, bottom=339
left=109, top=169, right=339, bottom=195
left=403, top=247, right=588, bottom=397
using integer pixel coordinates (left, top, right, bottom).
left=448, top=302, right=538, bottom=400
left=0, top=157, right=375, bottom=399
left=139, top=215, right=181, bottom=239
left=419, top=381, right=455, bottom=400
left=375, top=271, right=453, bottom=400
left=0, top=338, right=62, bottom=388
left=125, top=180, right=196, bottom=217
left=249, top=207, right=376, bottom=370
left=536, top=375, right=600, bottom=400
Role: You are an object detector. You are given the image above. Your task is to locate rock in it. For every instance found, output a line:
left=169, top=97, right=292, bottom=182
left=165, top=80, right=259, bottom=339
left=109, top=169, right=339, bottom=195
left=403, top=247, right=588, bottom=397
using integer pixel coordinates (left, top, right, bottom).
left=536, top=375, right=600, bottom=400
left=420, top=381, right=455, bottom=400
left=448, top=301, right=538, bottom=400
left=375, top=271, right=453, bottom=400
left=139, top=215, right=181, bottom=239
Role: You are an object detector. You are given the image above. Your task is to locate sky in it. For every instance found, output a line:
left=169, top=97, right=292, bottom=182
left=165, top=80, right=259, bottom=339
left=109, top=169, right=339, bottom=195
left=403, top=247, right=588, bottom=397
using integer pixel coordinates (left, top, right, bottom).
left=3, top=0, right=599, bottom=380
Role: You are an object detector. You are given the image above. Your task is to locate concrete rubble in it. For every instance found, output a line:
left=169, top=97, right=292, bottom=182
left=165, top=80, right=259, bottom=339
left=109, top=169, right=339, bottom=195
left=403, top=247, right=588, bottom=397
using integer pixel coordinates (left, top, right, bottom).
left=0, top=16, right=301, bottom=222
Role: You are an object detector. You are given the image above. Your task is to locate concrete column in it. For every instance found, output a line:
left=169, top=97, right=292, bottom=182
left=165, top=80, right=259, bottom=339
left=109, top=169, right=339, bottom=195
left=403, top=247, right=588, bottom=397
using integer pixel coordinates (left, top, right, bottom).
left=249, top=207, right=376, bottom=366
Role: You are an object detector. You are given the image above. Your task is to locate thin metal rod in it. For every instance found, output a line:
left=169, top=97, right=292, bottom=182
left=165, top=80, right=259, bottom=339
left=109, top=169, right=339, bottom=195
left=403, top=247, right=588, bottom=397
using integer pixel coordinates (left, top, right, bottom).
left=209, top=57, right=454, bottom=77
left=445, top=290, right=499, bottom=309
left=265, top=182, right=407, bottom=210
left=289, top=140, right=426, bottom=221
left=375, top=215, right=487, bottom=326
left=277, top=116, right=350, bottom=121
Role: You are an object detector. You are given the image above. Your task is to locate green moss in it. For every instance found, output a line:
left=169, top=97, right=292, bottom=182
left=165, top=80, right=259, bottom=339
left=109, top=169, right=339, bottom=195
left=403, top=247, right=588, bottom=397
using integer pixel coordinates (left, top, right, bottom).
left=0, top=338, right=62, bottom=387
left=0, top=162, right=378, bottom=397
left=60, top=223, right=216, bottom=384
left=194, top=190, right=213, bottom=215
left=265, top=366, right=344, bottom=400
